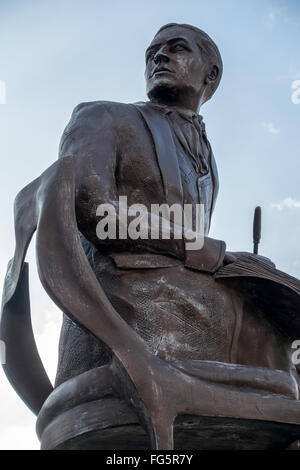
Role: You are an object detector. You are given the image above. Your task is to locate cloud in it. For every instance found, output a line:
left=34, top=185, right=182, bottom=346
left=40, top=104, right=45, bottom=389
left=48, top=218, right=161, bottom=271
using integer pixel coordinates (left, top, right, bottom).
left=271, top=197, right=300, bottom=211
left=262, top=121, right=281, bottom=134
left=267, top=9, right=277, bottom=26
left=283, top=15, right=300, bottom=27
left=291, top=80, right=300, bottom=105
left=33, top=310, right=62, bottom=384
left=265, top=7, right=283, bottom=29
left=0, top=422, right=39, bottom=450
left=265, top=6, right=300, bottom=30
left=0, top=367, right=39, bottom=449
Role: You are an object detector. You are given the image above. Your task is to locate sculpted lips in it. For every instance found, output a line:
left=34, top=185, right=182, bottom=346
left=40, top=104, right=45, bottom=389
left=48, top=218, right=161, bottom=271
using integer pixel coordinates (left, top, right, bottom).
left=151, top=67, right=174, bottom=78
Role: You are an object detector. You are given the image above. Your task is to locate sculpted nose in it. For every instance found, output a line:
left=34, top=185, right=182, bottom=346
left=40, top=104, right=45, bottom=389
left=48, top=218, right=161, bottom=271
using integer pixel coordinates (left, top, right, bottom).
left=154, top=47, right=169, bottom=64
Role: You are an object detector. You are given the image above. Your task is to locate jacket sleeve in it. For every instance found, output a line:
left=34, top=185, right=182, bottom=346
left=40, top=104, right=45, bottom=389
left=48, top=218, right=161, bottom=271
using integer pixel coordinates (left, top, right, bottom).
left=58, top=101, right=119, bottom=242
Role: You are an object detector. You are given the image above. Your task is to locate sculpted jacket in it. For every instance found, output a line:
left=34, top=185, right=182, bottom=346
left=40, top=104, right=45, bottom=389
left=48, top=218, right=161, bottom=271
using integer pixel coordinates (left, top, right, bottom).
left=58, top=100, right=225, bottom=267
left=55, top=100, right=228, bottom=384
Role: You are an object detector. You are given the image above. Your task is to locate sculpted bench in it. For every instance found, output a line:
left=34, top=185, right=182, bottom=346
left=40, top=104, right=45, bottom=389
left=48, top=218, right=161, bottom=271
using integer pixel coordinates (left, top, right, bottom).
left=36, top=361, right=300, bottom=450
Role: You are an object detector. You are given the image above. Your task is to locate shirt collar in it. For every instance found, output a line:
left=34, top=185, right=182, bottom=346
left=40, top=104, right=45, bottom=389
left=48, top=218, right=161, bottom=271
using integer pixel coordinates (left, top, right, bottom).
left=147, top=102, right=203, bottom=125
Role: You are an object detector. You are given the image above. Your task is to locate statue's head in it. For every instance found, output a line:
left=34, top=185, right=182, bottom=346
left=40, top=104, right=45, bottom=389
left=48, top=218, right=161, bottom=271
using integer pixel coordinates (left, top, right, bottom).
left=145, top=23, right=223, bottom=111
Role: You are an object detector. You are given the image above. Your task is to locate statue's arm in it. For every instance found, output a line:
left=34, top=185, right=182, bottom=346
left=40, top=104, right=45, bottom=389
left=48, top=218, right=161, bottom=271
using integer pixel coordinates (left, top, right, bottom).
left=58, top=102, right=121, bottom=245
left=59, top=102, right=118, bottom=184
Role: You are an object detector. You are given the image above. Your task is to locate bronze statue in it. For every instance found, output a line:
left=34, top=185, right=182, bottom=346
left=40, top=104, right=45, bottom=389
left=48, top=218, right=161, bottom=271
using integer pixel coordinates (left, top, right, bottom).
left=2, top=23, right=300, bottom=450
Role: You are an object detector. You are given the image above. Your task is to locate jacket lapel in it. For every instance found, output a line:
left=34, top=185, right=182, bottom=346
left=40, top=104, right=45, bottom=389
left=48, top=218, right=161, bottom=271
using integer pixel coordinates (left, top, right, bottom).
left=133, top=102, right=183, bottom=207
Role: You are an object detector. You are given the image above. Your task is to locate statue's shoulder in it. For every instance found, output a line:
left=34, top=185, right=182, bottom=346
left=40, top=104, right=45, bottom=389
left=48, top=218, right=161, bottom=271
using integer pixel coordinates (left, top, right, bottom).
left=69, top=100, right=141, bottom=125
left=59, top=101, right=146, bottom=158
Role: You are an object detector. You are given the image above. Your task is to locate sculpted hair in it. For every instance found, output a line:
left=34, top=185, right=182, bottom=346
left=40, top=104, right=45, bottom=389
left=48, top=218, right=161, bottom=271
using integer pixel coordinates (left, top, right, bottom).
left=155, top=23, right=223, bottom=103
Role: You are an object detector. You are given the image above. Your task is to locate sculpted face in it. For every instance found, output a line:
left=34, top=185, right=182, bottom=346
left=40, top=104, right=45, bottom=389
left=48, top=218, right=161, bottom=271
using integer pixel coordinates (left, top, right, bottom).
left=145, top=26, right=216, bottom=111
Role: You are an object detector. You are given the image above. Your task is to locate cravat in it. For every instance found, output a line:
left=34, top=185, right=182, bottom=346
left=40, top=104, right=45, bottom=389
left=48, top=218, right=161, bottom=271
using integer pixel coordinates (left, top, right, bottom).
left=167, top=110, right=209, bottom=176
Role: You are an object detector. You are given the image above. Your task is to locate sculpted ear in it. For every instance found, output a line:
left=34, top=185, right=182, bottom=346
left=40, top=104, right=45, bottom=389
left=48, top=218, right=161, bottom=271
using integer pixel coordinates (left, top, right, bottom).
left=205, top=65, right=219, bottom=84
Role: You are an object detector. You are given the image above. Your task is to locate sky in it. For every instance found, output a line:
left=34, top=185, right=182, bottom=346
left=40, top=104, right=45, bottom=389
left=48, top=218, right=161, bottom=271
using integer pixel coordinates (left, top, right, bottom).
left=0, top=0, right=299, bottom=450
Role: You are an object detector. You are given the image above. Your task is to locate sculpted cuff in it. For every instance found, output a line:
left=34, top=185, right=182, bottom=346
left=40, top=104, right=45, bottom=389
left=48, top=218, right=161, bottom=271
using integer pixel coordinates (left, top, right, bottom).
left=184, top=236, right=226, bottom=273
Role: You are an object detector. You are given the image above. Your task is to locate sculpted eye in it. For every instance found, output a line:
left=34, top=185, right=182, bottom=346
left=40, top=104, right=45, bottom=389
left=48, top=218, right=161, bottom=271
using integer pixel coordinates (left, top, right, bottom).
left=171, top=43, right=187, bottom=52
left=146, top=51, right=155, bottom=63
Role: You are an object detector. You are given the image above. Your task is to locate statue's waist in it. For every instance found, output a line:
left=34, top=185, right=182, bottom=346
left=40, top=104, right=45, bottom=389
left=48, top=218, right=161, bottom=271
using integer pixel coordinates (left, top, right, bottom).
left=104, top=235, right=225, bottom=273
